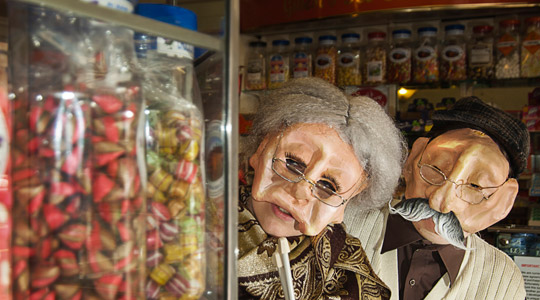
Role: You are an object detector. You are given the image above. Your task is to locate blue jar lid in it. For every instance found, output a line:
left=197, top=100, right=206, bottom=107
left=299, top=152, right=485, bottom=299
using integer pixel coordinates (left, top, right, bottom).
left=445, top=24, right=465, bottom=31
left=341, top=33, right=360, bottom=40
left=392, top=29, right=411, bottom=35
left=136, top=3, right=197, bottom=31
left=319, top=35, right=337, bottom=41
left=272, top=39, right=290, bottom=46
left=249, top=41, right=267, bottom=47
left=294, top=37, right=313, bottom=44
left=418, top=26, right=438, bottom=33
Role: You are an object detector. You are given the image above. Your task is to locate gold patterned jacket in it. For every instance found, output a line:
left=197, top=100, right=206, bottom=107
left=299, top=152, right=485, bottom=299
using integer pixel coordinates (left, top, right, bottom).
left=238, top=198, right=391, bottom=300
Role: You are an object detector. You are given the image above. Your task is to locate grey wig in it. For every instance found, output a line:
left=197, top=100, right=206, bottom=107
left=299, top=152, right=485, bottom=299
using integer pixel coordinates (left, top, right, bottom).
left=243, top=77, right=407, bottom=210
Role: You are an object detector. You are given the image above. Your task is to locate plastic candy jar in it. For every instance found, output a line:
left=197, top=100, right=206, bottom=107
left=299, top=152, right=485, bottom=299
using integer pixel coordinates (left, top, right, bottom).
left=413, top=27, right=439, bottom=84
left=314, top=35, right=338, bottom=84
left=388, top=29, right=412, bottom=84
left=521, top=17, right=540, bottom=78
left=268, top=39, right=291, bottom=89
left=440, top=24, right=467, bottom=82
left=337, top=33, right=362, bottom=87
left=292, top=37, right=313, bottom=79
left=364, top=31, right=387, bottom=85
left=468, top=25, right=494, bottom=80
left=495, top=19, right=521, bottom=79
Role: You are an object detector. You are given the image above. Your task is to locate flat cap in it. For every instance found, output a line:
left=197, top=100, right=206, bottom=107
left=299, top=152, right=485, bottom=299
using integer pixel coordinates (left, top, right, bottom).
left=430, top=96, right=530, bottom=178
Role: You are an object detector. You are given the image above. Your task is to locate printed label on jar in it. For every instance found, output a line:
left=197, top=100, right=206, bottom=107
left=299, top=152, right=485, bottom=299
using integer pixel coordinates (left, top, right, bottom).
left=247, top=59, right=264, bottom=82
left=315, top=54, right=334, bottom=69
left=523, top=39, right=540, bottom=55
left=157, top=37, right=194, bottom=60
left=389, top=48, right=410, bottom=64
left=497, top=34, right=518, bottom=57
left=293, top=52, right=310, bottom=78
left=414, top=46, right=436, bottom=62
left=442, top=45, right=464, bottom=62
left=269, top=54, right=288, bottom=83
left=338, top=52, right=357, bottom=67
left=470, top=44, right=493, bottom=64
left=367, top=61, right=383, bottom=82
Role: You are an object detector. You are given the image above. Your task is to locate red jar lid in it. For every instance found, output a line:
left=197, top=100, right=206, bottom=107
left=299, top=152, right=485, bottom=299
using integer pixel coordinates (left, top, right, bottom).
left=526, top=16, right=540, bottom=25
left=473, top=25, right=494, bottom=33
left=500, top=19, right=520, bottom=27
left=368, top=31, right=386, bottom=40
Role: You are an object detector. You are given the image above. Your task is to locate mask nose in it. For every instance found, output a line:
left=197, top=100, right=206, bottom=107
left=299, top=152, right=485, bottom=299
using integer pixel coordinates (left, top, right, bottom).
left=290, top=178, right=316, bottom=205
left=428, top=179, right=471, bottom=215
left=427, top=181, right=456, bottom=214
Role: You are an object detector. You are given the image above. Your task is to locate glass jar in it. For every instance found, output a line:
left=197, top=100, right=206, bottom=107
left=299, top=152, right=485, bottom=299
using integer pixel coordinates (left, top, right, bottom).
left=267, top=39, right=290, bottom=89
left=495, top=19, right=521, bottom=79
left=314, top=35, right=337, bottom=84
left=364, top=31, right=387, bottom=85
left=387, top=29, right=412, bottom=84
left=292, top=37, right=313, bottom=79
left=10, top=6, right=146, bottom=299
left=135, top=4, right=207, bottom=299
left=413, top=27, right=439, bottom=84
left=468, top=25, right=494, bottom=80
left=337, top=33, right=361, bottom=87
left=440, top=24, right=467, bottom=83
left=521, top=16, right=540, bottom=78
left=245, top=41, right=267, bottom=90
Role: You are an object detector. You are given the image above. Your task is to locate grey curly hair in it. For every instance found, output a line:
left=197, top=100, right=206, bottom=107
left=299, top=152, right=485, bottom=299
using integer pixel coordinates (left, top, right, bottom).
left=243, top=77, right=407, bottom=210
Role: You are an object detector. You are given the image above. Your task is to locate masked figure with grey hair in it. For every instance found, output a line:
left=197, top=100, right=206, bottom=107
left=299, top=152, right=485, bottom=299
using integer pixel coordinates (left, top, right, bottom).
left=238, top=77, right=406, bottom=299
left=345, top=96, right=529, bottom=300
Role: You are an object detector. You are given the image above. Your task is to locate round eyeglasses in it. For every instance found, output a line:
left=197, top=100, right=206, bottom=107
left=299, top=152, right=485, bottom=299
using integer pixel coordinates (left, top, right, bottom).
left=417, top=141, right=508, bottom=205
left=270, top=130, right=363, bottom=208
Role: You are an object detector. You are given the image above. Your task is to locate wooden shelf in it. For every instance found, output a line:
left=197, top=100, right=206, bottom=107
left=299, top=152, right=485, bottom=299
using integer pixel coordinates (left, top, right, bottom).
left=488, top=225, right=540, bottom=234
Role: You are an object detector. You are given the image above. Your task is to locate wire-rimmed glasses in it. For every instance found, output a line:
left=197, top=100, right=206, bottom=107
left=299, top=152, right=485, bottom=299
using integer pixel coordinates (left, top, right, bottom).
left=271, top=131, right=361, bottom=208
left=417, top=141, right=508, bottom=204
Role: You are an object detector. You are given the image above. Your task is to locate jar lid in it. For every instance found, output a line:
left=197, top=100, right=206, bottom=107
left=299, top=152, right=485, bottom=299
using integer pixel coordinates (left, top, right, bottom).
left=473, top=25, right=494, bottom=33
left=418, top=27, right=437, bottom=36
left=392, top=29, right=411, bottom=36
left=272, top=39, right=290, bottom=46
left=319, top=35, right=337, bottom=41
left=368, top=31, right=386, bottom=40
left=445, top=24, right=465, bottom=31
left=294, top=37, right=313, bottom=44
left=249, top=41, right=267, bottom=48
left=83, top=0, right=134, bottom=12
left=136, top=3, right=197, bottom=30
left=526, top=16, right=540, bottom=25
left=500, top=19, right=520, bottom=27
left=341, top=33, right=360, bottom=40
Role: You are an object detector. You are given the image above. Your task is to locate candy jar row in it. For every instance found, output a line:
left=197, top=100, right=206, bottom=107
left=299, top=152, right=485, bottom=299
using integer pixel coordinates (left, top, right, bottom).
left=245, top=16, right=540, bottom=90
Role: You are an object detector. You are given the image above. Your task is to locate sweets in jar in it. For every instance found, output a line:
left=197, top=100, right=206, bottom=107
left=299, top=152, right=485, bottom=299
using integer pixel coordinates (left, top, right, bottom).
left=440, top=24, right=467, bottom=82
left=364, top=31, right=387, bottom=85
left=337, top=33, right=361, bottom=87
left=468, top=25, right=494, bottom=80
left=267, top=39, right=291, bottom=89
left=521, top=17, right=540, bottom=78
left=292, top=37, right=313, bottom=79
left=387, top=29, right=412, bottom=84
left=136, top=6, right=207, bottom=298
left=314, top=35, right=337, bottom=84
left=495, top=19, right=521, bottom=79
left=245, top=41, right=267, bottom=90
left=413, top=27, right=439, bottom=84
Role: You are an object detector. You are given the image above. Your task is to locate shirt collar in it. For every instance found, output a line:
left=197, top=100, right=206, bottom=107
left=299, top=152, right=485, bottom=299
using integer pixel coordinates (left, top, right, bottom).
left=382, top=214, right=466, bottom=285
